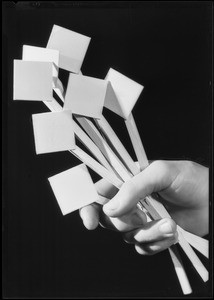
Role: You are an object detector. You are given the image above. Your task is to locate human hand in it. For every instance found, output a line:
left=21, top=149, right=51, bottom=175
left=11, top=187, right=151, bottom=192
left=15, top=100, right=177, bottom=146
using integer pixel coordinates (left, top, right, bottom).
left=79, top=160, right=209, bottom=255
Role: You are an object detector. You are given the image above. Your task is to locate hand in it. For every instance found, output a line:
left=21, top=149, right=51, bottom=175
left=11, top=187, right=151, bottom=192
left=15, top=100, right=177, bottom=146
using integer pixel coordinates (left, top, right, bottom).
left=79, top=160, right=209, bottom=255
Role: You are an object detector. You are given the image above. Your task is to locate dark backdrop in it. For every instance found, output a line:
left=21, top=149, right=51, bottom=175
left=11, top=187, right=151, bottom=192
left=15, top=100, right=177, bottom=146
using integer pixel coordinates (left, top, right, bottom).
left=3, top=1, right=212, bottom=298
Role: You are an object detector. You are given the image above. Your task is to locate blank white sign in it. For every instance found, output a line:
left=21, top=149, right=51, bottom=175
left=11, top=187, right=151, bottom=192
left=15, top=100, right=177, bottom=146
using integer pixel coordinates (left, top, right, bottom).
left=105, top=68, right=144, bottom=119
left=13, top=60, right=53, bottom=101
left=47, top=24, right=91, bottom=73
left=48, top=164, right=99, bottom=215
left=32, top=110, right=75, bottom=154
left=22, top=45, right=59, bottom=77
left=64, top=73, right=107, bottom=118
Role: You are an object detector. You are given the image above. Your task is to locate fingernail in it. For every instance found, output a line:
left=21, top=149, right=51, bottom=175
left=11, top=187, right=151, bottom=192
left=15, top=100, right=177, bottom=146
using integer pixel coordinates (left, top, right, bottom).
left=159, top=221, right=173, bottom=234
left=104, top=199, right=119, bottom=211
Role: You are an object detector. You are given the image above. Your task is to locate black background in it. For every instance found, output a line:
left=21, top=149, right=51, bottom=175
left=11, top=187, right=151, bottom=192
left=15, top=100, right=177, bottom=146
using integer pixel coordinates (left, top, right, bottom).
left=2, top=1, right=213, bottom=298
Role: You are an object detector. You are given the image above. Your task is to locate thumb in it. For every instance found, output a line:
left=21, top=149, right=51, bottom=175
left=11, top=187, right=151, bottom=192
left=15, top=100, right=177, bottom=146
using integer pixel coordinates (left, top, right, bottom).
left=103, top=160, right=174, bottom=217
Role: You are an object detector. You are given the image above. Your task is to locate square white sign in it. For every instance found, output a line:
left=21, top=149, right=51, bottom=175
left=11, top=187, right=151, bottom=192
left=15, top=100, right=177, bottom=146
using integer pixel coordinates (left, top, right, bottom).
left=47, top=25, right=91, bottom=73
left=13, top=60, right=53, bottom=101
left=64, top=73, right=107, bottom=118
left=105, top=68, right=144, bottom=119
left=48, top=164, right=99, bottom=215
left=22, top=45, right=59, bottom=77
left=32, top=110, right=75, bottom=154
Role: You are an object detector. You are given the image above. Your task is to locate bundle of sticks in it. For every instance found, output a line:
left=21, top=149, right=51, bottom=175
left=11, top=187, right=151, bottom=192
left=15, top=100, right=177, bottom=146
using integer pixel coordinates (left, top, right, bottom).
left=13, top=24, right=209, bottom=295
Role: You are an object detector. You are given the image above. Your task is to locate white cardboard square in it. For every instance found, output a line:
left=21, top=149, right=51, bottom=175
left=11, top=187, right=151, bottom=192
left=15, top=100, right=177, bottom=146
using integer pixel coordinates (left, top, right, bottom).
left=48, top=164, right=99, bottom=215
left=32, top=110, right=75, bottom=154
left=105, top=68, right=144, bottom=119
left=13, top=60, right=53, bottom=101
left=47, top=25, right=91, bottom=73
left=105, top=82, right=124, bottom=118
left=22, top=45, right=59, bottom=77
left=64, top=73, right=107, bottom=118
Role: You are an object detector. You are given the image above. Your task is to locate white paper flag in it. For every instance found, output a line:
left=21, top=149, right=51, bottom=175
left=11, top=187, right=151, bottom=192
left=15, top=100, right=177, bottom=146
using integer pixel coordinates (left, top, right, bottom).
left=32, top=110, right=75, bottom=154
left=64, top=73, right=107, bottom=119
left=13, top=60, right=53, bottom=101
left=47, top=24, right=91, bottom=73
left=105, top=68, right=144, bottom=119
left=22, top=45, right=59, bottom=77
left=48, top=164, right=99, bottom=215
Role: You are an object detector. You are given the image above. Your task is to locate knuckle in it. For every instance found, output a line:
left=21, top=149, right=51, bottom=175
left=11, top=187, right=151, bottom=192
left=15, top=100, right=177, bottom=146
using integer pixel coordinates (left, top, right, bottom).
left=162, top=218, right=177, bottom=233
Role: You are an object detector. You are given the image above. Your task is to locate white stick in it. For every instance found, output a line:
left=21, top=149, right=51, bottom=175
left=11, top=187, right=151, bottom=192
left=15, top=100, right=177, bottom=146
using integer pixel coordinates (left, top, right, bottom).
left=144, top=196, right=208, bottom=282
left=71, top=119, right=116, bottom=174
left=145, top=195, right=209, bottom=258
left=169, top=246, right=192, bottom=294
left=178, top=230, right=208, bottom=282
left=50, top=87, right=118, bottom=174
left=95, top=117, right=139, bottom=176
left=75, top=116, right=132, bottom=182
left=44, top=98, right=63, bottom=112
left=42, top=98, right=123, bottom=188
left=125, top=113, right=148, bottom=170
left=49, top=89, right=130, bottom=181
left=141, top=198, right=193, bottom=293
left=70, top=147, right=122, bottom=189
left=178, top=228, right=209, bottom=259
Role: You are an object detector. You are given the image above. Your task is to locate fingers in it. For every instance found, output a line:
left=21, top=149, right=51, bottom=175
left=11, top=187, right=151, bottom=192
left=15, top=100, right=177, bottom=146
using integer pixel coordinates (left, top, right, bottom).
left=134, top=234, right=178, bottom=256
left=100, top=208, right=147, bottom=232
left=95, top=178, right=118, bottom=198
left=79, top=200, right=147, bottom=232
left=123, top=218, right=178, bottom=255
left=79, top=203, right=101, bottom=230
left=123, top=218, right=177, bottom=244
left=103, top=160, right=176, bottom=218
left=79, top=178, right=118, bottom=230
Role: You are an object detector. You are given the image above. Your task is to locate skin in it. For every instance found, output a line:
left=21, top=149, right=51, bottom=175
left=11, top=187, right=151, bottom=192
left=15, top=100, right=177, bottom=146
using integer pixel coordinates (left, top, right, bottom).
left=79, top=160, right=209, bottom=255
